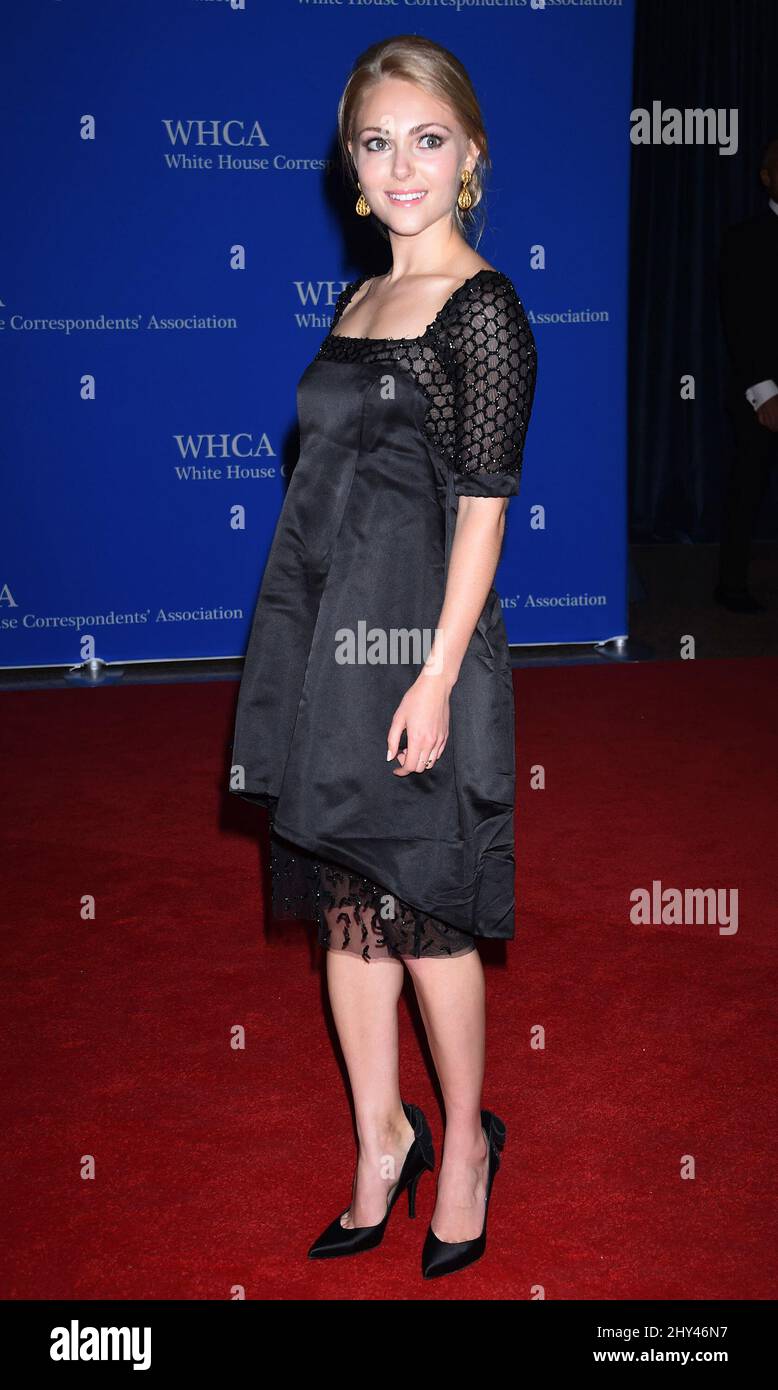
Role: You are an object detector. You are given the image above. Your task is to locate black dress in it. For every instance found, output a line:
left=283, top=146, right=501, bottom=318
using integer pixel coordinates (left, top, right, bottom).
left=229, top=267, right=537, bottom=962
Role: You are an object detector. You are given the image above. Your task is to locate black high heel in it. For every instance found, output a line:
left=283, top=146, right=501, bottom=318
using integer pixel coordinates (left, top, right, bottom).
left=421, top=1109, right=506, bottom=1279
left=307, top=1099, right=435, bottom=1259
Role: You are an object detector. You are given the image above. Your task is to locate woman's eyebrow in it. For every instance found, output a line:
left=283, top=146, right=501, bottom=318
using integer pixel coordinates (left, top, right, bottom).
left=357, top=122, right=453, bottom=136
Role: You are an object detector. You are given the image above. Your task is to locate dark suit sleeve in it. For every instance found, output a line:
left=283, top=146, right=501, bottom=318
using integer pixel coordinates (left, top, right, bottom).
left=718, top=225, right=776, bottom=393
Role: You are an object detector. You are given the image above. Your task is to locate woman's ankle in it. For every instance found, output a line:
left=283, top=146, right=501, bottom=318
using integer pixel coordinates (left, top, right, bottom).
left=355, top=1104, right=413, bottom=1155
left=441, top=1120, right=487, bottom=1164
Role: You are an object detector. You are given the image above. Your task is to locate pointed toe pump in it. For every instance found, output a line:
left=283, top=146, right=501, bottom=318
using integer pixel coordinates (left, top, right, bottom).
left=421, top=1109, right=506, bottom=1279
left=307, top=1099, right=435, bottom=1259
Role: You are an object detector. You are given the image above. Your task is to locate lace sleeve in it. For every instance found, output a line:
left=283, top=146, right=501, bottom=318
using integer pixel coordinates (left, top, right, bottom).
left=329, top=274, right=367, bottom=333
left=446, top=274, right=537, bottom=498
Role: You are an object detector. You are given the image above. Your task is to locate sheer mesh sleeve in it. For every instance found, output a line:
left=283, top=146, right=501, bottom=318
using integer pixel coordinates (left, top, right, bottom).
left=445, top=275, right=537, bottom=498
left=329, top=274, right=367, bottom=334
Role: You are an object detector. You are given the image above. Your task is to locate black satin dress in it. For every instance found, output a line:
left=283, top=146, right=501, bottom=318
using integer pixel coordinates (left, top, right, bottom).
left=230, top=268, right=537, bottom=962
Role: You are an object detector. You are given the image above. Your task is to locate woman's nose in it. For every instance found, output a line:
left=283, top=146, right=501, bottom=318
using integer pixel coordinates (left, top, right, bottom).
left=391, top=150, right=413, bottom=178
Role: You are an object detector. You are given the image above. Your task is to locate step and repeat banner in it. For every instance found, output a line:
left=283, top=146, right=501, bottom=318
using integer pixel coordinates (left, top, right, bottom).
left=2, top=0, right=634, bottom=668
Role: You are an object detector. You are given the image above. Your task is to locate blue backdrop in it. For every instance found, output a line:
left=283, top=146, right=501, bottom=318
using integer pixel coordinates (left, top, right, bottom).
left=1, top=0, right=634, bottom=668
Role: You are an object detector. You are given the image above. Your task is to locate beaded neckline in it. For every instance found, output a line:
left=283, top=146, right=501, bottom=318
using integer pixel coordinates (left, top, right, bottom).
left=327, top=266, right=504, bottom=346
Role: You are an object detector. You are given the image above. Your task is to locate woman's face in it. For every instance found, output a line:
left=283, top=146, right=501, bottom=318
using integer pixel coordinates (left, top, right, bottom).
left=348, top=77, right=476, bottom=232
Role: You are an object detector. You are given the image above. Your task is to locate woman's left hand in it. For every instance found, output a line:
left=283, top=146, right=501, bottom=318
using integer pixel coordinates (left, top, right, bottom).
left=386, top=670, right=452, bottom=776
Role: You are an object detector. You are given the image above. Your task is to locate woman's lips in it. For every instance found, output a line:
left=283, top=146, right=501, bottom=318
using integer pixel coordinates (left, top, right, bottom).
left=385, top=190, right=428, bottom=205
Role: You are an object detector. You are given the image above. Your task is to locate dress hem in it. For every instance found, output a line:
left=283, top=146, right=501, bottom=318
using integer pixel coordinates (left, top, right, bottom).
left=270, top=813, right=515, bottom=943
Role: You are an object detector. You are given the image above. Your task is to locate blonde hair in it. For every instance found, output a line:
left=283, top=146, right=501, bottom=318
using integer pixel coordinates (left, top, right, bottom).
left=337, top=33, right=490, bottom=245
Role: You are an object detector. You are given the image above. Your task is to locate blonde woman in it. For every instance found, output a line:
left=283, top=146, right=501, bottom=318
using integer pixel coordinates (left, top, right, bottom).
left=231, top=33, right=537, bottom=1278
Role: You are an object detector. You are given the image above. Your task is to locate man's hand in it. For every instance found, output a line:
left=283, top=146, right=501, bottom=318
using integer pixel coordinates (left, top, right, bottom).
left=756, top=396, right=778, bottom=431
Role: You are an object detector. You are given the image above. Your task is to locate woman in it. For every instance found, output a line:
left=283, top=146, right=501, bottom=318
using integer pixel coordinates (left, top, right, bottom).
left=230, top=33, right=537, bottom=1279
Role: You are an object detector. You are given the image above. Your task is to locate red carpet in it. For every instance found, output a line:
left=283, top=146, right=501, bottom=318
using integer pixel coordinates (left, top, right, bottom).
left=1, top=658, right=775, bottom=1300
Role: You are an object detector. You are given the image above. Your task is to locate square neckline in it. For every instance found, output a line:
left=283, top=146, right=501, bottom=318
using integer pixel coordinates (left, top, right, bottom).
left=327, top=266, right=501, bottom=345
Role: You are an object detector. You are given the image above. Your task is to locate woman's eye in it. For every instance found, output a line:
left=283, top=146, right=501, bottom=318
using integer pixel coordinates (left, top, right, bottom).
left=363, top=134, right=445, bottom=152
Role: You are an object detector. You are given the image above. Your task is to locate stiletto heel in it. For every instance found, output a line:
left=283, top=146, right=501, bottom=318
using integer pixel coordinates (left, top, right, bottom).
left=307, top=1099, right=435, bottom=1259
left=421, top=1109, right=506, bottom=1279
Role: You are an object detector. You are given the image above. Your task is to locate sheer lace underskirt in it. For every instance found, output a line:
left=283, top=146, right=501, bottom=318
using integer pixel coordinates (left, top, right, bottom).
left=269, top=822, right=476, bottom=963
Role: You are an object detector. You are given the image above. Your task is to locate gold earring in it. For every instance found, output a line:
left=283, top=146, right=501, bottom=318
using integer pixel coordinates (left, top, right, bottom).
left=457, top=168, right=473, bottom=211
left=355, top=181, right=371, bottom=217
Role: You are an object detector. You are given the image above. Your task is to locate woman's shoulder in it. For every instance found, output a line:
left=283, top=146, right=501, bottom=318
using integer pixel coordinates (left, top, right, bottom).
left=329, top=272, right=371, bottom=332
left=436, top=265, right=536, bottom=355
left=451, top=264, right=527, bottom=313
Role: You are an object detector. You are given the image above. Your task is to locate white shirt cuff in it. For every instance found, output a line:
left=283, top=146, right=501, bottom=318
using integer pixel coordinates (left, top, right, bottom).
left=745, top=379, right=778, bottom=410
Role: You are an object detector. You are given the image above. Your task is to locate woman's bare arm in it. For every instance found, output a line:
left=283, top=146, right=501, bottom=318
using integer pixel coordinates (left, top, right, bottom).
left=385, top=273, right=537, bottom=776
left=386, top=496, right=507, bottom=775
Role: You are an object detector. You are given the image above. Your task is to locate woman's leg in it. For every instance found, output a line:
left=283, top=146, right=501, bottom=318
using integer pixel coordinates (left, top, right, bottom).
left=324, top=948, right=417, bottom=1229
left=403, top=950, right=490, bottom=1242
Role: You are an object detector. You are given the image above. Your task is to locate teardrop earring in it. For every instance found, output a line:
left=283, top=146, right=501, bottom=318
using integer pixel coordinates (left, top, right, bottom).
left=355, top=181, right=371, bottom=217
left=457, top=168, right=473, bottom=211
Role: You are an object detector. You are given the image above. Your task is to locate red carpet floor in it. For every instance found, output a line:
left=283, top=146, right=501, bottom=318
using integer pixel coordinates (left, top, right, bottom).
left=1, top=657, right=775, bottom=1300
